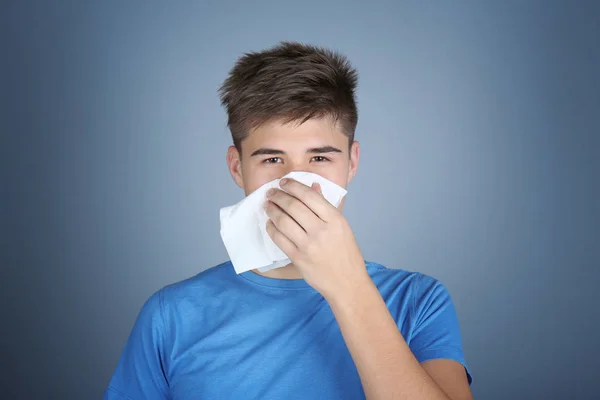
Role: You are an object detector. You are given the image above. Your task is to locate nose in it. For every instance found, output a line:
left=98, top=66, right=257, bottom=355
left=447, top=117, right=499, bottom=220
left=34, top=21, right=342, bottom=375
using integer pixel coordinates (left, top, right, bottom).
left=282, top=160, right=310, bottom=177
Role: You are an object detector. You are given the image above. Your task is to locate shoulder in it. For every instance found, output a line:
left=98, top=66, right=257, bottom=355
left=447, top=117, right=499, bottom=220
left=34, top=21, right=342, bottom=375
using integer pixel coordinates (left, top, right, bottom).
left=129, top=261, right=237, bottom=338
left=160, top=260, right=235, bottom=298
left=365, top=261, right=457, bottom=326
left=140, top=261, right=236, bottom=316
left=365, top=260, right=447, bottom=300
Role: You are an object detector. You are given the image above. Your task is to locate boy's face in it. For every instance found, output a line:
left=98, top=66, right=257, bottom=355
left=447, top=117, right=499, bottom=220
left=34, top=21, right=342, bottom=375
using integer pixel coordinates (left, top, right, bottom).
left=226, top=116, right=360, bottom=209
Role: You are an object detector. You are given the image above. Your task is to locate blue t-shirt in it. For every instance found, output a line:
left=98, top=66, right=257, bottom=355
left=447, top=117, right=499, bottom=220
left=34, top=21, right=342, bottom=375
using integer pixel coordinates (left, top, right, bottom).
left=104, top=261, right=471, bottom=399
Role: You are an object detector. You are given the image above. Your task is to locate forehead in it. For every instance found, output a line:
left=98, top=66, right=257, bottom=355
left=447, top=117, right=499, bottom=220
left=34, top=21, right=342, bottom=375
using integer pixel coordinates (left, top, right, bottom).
left=245, top=117, right=347, bottom=146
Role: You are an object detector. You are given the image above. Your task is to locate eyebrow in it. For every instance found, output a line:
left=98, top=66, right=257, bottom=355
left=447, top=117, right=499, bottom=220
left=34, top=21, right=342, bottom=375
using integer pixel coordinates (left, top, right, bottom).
left=307, top=146, right=343, bottom=154
left=250, top=146, right=343, bottom=157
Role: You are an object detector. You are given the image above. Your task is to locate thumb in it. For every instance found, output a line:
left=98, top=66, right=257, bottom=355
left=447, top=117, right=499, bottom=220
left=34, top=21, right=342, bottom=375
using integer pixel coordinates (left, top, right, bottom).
left=311, top=182, right=323, bottom=195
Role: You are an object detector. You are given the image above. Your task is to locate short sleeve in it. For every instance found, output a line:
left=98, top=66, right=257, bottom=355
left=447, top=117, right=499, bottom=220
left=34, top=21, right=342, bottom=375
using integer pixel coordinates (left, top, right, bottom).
left=409, top=274, right=472, bottom=384
left=103, top=290, right=170, bottom=399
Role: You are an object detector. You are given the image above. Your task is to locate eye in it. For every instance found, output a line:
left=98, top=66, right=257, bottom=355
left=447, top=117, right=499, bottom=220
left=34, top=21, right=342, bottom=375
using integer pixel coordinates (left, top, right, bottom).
left=311, top=156, right=330, bottom=162
left=263, top=157, right=282, bottom=164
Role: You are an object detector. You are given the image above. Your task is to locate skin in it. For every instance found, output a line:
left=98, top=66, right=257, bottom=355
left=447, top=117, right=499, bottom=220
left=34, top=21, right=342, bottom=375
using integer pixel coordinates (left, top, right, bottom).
left=226, top=116, right=473, bottom=400
left=226, top=116, right=359, bottom=280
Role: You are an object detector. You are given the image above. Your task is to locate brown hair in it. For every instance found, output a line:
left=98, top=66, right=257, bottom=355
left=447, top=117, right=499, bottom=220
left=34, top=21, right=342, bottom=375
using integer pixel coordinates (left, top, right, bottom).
left=219, top=41, right=358, bottom=152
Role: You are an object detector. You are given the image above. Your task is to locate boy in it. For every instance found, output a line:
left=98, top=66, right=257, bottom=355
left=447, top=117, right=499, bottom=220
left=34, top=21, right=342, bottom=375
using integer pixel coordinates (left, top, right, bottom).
left=104, top=41, right=473, bottom=400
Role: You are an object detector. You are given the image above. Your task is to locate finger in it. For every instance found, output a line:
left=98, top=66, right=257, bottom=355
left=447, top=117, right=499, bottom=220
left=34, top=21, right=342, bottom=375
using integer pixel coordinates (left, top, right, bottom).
left=265, top=219, right=297, bottom=258
left=311, top=182, right=323, bottom=195
left=267, top=188, right=322, bottom=232
left=265, top=200, right=308, bottom=246
left=279, top=178, right=335, bottom=221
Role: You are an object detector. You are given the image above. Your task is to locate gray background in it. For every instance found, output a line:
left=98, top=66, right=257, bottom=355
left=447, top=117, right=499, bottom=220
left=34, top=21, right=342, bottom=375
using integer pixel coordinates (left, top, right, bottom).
left=2, top=1, right=599, bottom=399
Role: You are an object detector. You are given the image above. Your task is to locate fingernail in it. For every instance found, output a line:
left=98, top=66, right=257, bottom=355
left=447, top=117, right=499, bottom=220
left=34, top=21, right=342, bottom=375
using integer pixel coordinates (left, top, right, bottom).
left=279, top=178, right=288, bottom=186
left=266, top=188, right=276, bottom=198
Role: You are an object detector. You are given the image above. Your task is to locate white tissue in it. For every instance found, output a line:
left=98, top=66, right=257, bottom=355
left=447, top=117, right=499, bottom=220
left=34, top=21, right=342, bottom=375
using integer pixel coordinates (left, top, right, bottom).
left=219, top=171, right=347, bottom=274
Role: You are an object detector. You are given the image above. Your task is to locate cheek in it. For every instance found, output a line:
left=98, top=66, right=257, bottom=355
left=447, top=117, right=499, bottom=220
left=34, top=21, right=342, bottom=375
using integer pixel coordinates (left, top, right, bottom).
left=242, top=164, right=283, bottom=194
left=315, top=163, right=349, bottom=188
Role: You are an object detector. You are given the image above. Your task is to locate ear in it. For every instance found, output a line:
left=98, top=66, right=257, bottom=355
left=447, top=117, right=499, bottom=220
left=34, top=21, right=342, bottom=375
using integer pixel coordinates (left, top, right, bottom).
left=226, top=146, right=244, bottom=189
left=347, top=140, right=360, bottom=184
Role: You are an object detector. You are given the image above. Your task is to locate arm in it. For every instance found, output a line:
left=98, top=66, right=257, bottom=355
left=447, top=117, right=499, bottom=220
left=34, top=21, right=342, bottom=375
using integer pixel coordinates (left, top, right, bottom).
left=103, top=290, right=170, bottom=400
left=325, top=274, right=472, bottom=400
left=263, top=179, right=472, bottom=399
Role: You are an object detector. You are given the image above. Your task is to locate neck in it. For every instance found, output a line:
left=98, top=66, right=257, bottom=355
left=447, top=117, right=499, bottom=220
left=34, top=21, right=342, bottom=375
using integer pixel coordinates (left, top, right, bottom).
left=251, top=263, right=304, bottom=280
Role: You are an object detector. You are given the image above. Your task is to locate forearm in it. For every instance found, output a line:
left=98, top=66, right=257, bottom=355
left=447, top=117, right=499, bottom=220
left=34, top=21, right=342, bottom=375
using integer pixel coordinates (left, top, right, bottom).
left=325, top=274, right=450, bottom=400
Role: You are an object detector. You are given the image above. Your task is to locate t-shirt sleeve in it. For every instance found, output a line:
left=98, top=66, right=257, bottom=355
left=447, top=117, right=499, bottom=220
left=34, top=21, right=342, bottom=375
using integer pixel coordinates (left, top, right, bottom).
left=409, top=274, right=472, bottom=384
left=103, top=290, right=170, bottom=399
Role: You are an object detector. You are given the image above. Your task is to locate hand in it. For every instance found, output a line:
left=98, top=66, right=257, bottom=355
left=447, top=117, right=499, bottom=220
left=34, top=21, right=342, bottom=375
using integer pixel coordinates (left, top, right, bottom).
left=264, top=178, right=370, bottom=299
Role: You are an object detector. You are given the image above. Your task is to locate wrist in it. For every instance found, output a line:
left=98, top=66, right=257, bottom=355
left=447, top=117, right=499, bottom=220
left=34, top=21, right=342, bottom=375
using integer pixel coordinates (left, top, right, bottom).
left=323, top=268, right=374, bottom=307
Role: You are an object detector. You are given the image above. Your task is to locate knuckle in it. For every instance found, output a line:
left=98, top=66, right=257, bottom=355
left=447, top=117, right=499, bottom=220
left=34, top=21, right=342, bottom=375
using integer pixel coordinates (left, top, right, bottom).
left=289, top=200, right=302, bottom=215
left=273, top=213, right=284, bottom=225
left=331, top=215, right=345, bottom=228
